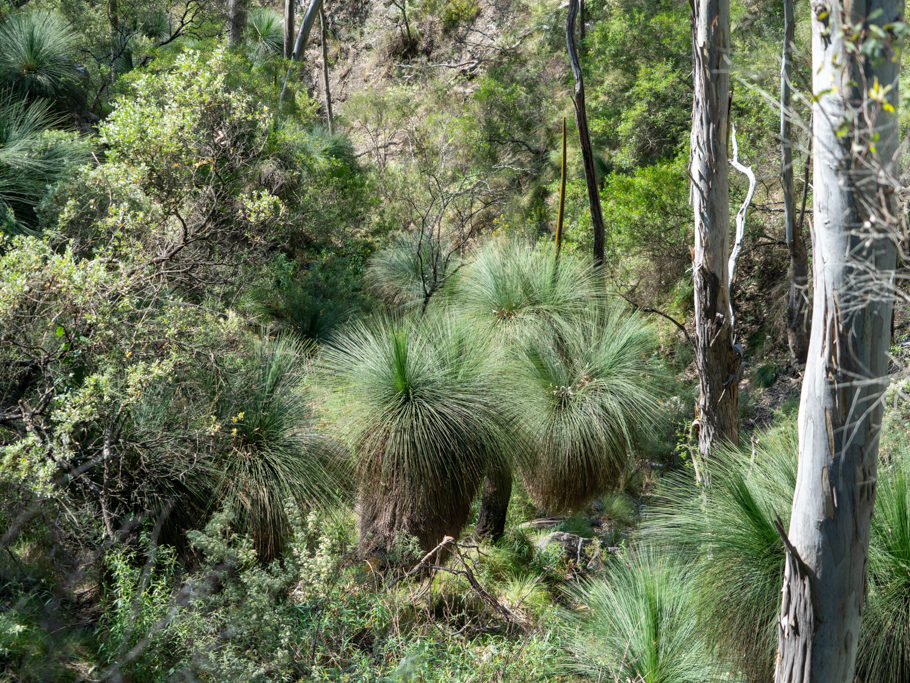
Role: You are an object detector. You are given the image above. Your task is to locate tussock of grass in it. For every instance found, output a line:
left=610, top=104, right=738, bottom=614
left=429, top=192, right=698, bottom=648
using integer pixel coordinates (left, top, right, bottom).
left=562, top=548, right=726, bottom=683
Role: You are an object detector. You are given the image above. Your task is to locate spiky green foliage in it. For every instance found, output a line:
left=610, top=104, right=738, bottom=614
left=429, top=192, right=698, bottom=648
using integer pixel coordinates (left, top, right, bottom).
left=214, top=336, right=348, bottom=560
left=647, top=423, right=796, bottom=681
left=366, top=232, right=461, bottom=311
left=511, top=305, right=662, bottom=513
left=246, top=8, right=284, bottom=61
left=453, top=239, right=602, bottom=334
left=858, top=445, right=910, bottom=683
left=563, top=549, right=726, bottom=683
left=0, top=96, right=88, bottom=233
left=0, top=12, right=78, bottom=100
left=318, top=313, right=517, bottom=556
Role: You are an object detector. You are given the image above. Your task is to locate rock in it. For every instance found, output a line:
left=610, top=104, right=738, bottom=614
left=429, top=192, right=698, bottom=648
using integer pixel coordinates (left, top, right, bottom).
left=536, top=531, right=593, bottom=561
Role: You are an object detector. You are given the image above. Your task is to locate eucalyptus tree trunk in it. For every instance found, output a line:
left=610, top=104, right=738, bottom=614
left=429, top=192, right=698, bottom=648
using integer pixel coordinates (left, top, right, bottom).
left=228, top=0, right=247, bottom=45
left=284, top=0, right=295, bottom=58
left=690, top=0, right=738, bottom=460
left=320, top=8, right=334, bottom=135
left=775, top=1, right=902, bottom=680
left=781, top=0, right=810, bottom=365
left=566, top=0, right=606, bottom=266
left=291, top=0, right=324, bottom=60
left=279, top=0, right=326, bottom=104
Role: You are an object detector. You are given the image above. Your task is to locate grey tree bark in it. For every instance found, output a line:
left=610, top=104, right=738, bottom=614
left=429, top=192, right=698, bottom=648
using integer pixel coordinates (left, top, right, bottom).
left=690, top=0, right=739, bottom=461
left=781, top=0, right=811, bottom=366
left=279, top=0, right=326, bottom=104
left=566, top=0, right=606, bottom=266
left=291, top=0, right=324, bottom=60
left=775, top=1, right=903, bottom=680
left=284, top=0, right=295, bottom=59
left=228, top=0, right=247, bottom=45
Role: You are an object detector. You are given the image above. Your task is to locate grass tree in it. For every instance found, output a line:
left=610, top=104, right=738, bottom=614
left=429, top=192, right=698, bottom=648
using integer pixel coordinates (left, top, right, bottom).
left=453, top=239, right=600, bottom=332
left=365, top=231, right=462, bottom=312
left=318, top=313, right=517, bottom=559
left=0, top=96, right=88, bottom=232
left=562, top=549, right=725, bottom=682
left=647, top=422, right=797, bottom=681
left=452, top=239, right=603, bottom=536
left=246, top=9, right=284, bottom=61
left=510, top=305, right=662, bottom=514
left=648, top=421, right=910, bottom=682
left=857, top=446, right=910, bottom=683
left=213, top=336, right=347, bottom=560
left=0, top=11, right=78, bottom=101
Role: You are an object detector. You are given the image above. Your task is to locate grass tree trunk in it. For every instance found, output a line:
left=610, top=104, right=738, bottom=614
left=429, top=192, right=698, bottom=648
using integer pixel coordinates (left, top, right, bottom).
left=781, top=0, right=810, bottom=366
left=228, top=0, right=247, bottom=45
left=284, top=0, right=295, bottom=58
left=475, top=463, right=512, bottom=541
left=690, top=0, right=738, bottom=462
left=566, top=0, right=606, bottom=266
left=775, top=1, right=902, bottom=680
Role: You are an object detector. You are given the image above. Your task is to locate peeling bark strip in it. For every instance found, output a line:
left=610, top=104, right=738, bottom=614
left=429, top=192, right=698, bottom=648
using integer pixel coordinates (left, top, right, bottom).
left=774, top=517, right=814, bottom=682
left=775, top=0, right=903, bottom=681
left=690, top=0, right=739, bottom=460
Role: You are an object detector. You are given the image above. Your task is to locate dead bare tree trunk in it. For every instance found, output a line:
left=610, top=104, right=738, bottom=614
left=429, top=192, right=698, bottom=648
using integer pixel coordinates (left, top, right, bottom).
left=690, top=0, right=738, bottom=462
left=228, top=0, right=247, bottom=45
left=319, top=7, right=334, bottom=135
left=775, top=1, right=902, bottom=680
left=566, top=0, right=606, bottom=266
left=284, top=0, right=295, bottom=58
left=781, top=0, right=810, bottom=366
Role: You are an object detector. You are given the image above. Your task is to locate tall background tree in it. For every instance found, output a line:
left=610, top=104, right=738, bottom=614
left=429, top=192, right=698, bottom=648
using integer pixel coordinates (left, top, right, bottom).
left=781, top=0, right=810, bottom=366
left=690, top=0, right=738, bottom=465
left=775, top=1, right=903, bottom=680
